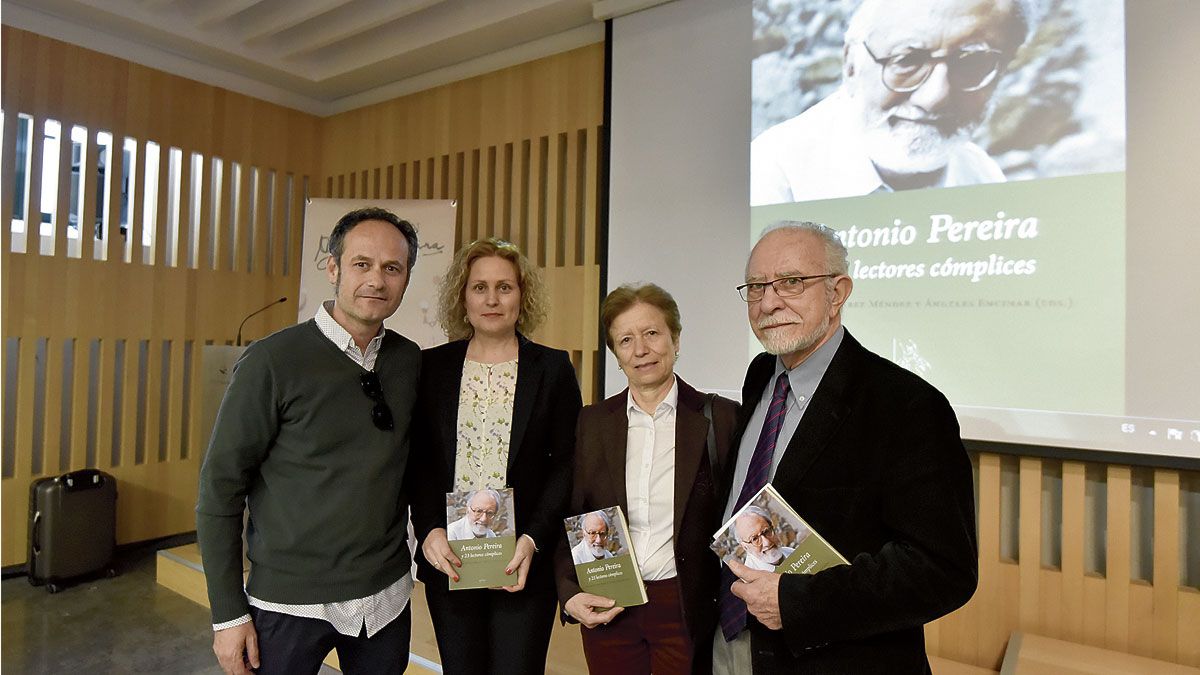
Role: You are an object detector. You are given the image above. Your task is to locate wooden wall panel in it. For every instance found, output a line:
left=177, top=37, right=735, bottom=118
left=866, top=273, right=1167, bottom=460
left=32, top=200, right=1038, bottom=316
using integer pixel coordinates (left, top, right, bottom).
left=317, top=44, right=606, bottom=396
left=0, top=27, right=319, bottom=567
left=928, top=454, right=1199, bottom=670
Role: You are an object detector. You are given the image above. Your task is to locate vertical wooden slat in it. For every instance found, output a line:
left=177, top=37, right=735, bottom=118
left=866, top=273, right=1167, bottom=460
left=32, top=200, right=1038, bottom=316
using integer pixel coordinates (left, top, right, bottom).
left=289, top=174, right=306, bottom=277
left=93, top=339, right=116, bottom=471
left=1082, top=573, right=1107, bottom=650
left=152, top=145, right=170, bottom=266
left=102, top=132, right=125, bottom=263
left=234, top=163, right=251, bottom=272
left=42, top=337, right=64, bottom=474
left=529, top=137, right=545, bottom=267
left=24, top=118, right=45, bottom=257
left=449, top=153, right=463, bottom=250
left=271, top=170, right=286, bottom=277
left=464, top=149, right=478, bottom=243
left=79, top=132, right=101, bottom=260
left=516, top=139, right=530, bottom=251
left=166, top=338, right=185, bottom=461
left=395, top=163, right=407, bottom=199
left=385, top=165, right=394, bottom=199
left=1060, top=460, right=1086, bottom=642
left=479, top=146, right=494, bottom=238
left=68, top=337, right=88, bottom=469
left=195, top=154, right=212, bottom=271
left=13, top=336, right=37, bottom=481
left=409, top=158, right=420, bottom=201
left=583, top=126, right=600, bottom=266
left=502, top=143, right=515, bottom=242
left=183, top=340, right=201, bottom=459
left=976, top=453, right=1006, bottom=668
left=1019, top=457, right=1043, bottom=633
left=142, top=339, right=163, bottom=465
left=545, top=135, right=562, bottom=269
left=439, top=153, right=450, bottom=201
left=1, top=110, right=19, bottom=253
left=424, top=157, right=434, bottom=200
left=1106, top=464, right=1132, bottom=651
left=177, top=148, right=194, bottom=269
left=216, top=158, right=233, bottom=271
left=117, top=338, right=139, bottom=469
left=253, top=167, right=270, bottom=274
left=565, top=129, right=581, bottom=266
left=1151, top=469, right=1180, bottom=661
left=1129, top=581, right=1155, bottom=657
left=128, top=139, right=146, bottom=266
left=52, top=119, right=72, bottom=258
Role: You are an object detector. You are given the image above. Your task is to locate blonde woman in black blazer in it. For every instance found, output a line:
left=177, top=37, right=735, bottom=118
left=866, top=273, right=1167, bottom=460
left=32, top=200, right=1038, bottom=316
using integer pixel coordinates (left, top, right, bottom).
left=409, top=239, right=581, bottom=675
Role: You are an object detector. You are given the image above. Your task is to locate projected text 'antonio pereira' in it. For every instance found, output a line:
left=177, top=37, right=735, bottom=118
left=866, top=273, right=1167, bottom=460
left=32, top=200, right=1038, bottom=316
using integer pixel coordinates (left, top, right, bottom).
left=839, top=211, right=1039, bottom=283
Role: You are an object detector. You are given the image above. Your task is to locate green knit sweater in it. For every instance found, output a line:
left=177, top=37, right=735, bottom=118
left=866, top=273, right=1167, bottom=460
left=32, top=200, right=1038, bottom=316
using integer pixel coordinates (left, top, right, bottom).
left=196, top=320, right=419, bottom=624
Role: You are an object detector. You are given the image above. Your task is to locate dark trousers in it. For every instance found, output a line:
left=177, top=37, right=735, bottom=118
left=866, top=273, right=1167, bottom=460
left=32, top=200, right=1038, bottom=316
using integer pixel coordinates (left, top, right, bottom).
left=248, top=604, right=411, bottom=675
left=580, top=577, right=698, bottom=675
left=424, top=581, right=558, bottom=675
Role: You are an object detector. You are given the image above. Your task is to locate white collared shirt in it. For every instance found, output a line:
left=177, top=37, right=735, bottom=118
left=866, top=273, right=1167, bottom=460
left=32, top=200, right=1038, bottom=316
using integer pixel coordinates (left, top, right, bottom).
left=213, top=301, right=412, bottom=637
left=624, top=377, right=679, bottom=581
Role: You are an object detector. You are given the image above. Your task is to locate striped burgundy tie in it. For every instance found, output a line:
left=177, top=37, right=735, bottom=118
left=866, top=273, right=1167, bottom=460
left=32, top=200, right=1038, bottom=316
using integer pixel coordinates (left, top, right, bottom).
left=718, top=371, right=791, bottom=641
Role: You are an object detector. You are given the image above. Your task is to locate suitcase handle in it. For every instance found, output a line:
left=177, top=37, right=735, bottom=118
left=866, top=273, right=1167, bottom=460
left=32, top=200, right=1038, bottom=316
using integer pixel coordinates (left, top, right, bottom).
left=60, top=469, right=106, bottom=492
left=31, top=511, right=41, bottom=555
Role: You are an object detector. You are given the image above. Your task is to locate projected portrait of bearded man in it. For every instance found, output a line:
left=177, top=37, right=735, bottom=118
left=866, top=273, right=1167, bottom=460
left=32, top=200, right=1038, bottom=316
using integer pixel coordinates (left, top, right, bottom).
left=751, top=0, right=1034, bottom=204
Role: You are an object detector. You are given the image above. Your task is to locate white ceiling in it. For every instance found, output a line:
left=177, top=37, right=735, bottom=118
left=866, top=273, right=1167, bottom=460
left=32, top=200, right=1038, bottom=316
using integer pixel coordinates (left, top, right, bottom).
left=2, top=0, right=667, bottom=116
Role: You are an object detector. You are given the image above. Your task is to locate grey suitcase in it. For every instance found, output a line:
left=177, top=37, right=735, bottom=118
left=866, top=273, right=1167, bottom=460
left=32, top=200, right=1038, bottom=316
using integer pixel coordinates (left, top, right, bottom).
left=27, top=469, right=118, bottom=593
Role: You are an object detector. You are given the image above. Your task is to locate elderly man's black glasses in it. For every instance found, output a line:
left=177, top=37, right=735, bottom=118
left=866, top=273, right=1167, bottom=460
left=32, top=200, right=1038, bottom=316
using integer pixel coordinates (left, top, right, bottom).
left=861, top=42, right=1005, bottom=93
left=360, top=371, right=394, bottom=431
left=736, top=274, right=836, bottom=302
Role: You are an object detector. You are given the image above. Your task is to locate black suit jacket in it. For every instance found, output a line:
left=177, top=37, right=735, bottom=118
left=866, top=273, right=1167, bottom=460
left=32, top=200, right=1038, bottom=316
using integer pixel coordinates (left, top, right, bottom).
left=409, top=336, right=583, bottom=595
left=731, top=330, right=978, bottom=674
left=554, top=377, right=738, bottom=669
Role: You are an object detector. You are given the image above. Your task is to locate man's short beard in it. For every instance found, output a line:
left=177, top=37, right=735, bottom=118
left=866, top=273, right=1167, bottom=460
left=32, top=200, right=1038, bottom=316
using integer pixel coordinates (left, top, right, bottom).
left=860, top=103, right=984, bottom=176
left=756, top=313, right=830, bottom=358
left=759, top=546, right=785, bottom=565
left=588, top=543, right=607, bottom=558
left=470, top=522, right=491, bottom=537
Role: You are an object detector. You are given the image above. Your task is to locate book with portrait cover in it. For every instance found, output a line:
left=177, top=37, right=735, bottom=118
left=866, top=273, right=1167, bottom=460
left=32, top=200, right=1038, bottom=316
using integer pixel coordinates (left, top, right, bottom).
left=563, top=506, right=647, bottom=607
left=711, top=483, right=848, bottom=576
left=445, top=487, right=516, bottom=590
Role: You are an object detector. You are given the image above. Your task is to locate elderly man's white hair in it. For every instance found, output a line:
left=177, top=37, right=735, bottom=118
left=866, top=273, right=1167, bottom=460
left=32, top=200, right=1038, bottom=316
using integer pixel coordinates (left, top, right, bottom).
left=582, top=509, right=613, bottom=531
left=844, top=0, right=1042, bottom=49
left=737, top=505, right=776, bottom=528
left=468, top=488, right=503, bottom=508
left=755, top=221, right=850, bottom=277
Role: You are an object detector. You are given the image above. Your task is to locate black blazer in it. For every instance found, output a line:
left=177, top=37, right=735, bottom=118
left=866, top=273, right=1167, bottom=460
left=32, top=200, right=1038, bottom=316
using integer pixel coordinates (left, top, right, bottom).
left=554, top=377, right=738, bottom=670
left=729, top=330, right=978, bottom=674
left=409, top=336, right=583, bottom=594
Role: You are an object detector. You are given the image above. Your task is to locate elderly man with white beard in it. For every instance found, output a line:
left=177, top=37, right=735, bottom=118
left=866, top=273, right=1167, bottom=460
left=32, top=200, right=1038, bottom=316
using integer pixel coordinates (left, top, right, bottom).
left=734, top=508, right=796, bottom=572
left=446, top=489, right=503, bottom=540
left=751, top=0, right=1034, bottom=205
left=571, top=511, right=616, bottom=565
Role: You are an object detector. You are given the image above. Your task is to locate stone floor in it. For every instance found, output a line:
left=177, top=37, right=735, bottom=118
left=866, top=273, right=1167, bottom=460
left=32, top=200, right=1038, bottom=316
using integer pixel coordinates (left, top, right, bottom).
left=0, top=537, right=337, bottom=674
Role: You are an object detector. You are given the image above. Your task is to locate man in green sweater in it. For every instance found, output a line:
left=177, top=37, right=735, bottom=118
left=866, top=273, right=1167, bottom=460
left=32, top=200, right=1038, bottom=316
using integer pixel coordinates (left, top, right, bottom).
left=197, top=207, right=421, bottom=675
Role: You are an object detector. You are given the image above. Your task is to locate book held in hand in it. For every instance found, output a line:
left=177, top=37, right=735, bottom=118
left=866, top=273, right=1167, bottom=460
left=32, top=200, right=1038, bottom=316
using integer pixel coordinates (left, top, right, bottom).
left=711, top=483, right=848, bottom=576
left=445, top=487, right=516, bottom=590
left=564, top=506, right=647, bottom=607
